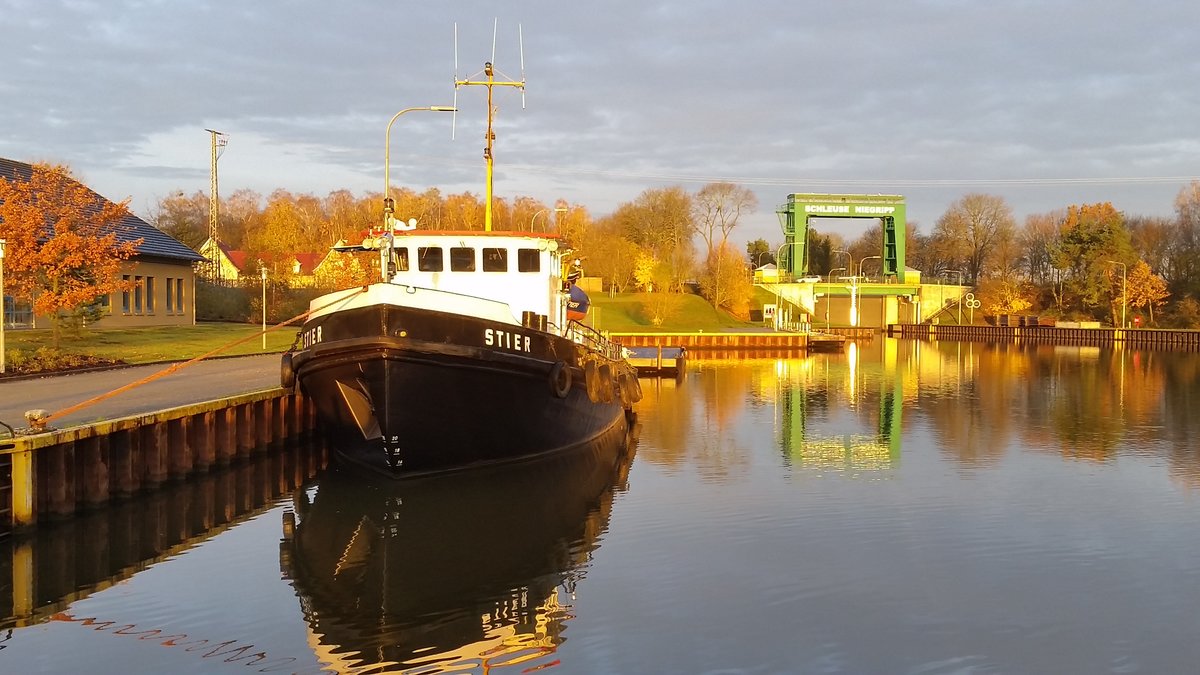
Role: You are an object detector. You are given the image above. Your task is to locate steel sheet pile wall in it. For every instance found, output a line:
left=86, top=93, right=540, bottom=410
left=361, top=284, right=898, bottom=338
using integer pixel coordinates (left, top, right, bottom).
left=612, top=332, right=811, bottom=349
left=1, top=444, right=325, bottom=628
left=0, top=389, right=320, bottom=533
left=890, top=324, right=1200, bottom=350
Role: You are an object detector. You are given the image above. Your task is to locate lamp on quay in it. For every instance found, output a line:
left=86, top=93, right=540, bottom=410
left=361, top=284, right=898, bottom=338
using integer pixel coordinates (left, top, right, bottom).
left=260, top=265, right=268, bottom=351
left=384, top=106, right=456, bottom=228
left=531, top=206, right=568, bottom=232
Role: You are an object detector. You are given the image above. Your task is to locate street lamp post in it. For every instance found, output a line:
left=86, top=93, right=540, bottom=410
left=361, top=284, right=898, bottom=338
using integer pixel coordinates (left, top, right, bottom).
left=531, top=206, right=568, bottom=232
left=0, top=239, right=6, bottom=374
left=945, top=270, right=965, bottom=324
left=384, top=106, right=456, bottom=228
left=858, top=255, right=882, bottom=280
left=859, top=254, right=888, bottom=326
left=1106, top=260, right=1127, bottom=328
left=833, top=250, right=852, bottom=280
left=260, top=265, right=268, bottom=351
left=774, top=242, right=802, bottom=331
left=832, top=250, right=860, bottom=327
left=826, top=266, right=846, bottom=330
left=832, top=250, right=853, bottom=327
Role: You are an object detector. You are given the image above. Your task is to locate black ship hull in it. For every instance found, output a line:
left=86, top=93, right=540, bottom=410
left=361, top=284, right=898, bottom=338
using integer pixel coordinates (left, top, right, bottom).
left=288, top=300, right=639, bottom=476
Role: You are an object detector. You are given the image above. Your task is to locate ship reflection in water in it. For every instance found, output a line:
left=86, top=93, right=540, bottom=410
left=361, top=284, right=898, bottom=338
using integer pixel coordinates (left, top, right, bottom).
left=281, top=420, right=638, bottom=673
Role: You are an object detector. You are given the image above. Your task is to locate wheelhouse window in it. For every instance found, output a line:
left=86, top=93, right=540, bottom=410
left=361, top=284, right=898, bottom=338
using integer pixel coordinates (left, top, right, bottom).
left=450, top=247, right=476, bottom=272
left=395, top=247, right=410, bottom=271
left=418, top=247, right=444, bottom=272
left=482, top=248, right=508, bottom=272
left=517, top=248, right=540, bottom=272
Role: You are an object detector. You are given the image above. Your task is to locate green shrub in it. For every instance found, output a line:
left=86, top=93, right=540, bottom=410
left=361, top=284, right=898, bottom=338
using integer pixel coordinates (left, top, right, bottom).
left=3, top=346, right=122, bottom=375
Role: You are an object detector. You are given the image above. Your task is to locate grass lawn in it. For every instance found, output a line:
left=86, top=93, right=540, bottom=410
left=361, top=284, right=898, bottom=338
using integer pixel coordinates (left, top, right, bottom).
left=5, top=322, right=299, bottom=365
left=589, top=292, right=758, bottom=332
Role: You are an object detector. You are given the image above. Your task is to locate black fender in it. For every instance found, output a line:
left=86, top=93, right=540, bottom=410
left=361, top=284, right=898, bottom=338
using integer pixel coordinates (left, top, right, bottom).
left=549, top=360, right=572, bottom=398
left=281, top=352, right=296, bottom=389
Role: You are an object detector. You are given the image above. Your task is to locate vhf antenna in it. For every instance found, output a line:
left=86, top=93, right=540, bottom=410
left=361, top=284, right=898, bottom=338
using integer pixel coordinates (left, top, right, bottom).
left=453, top=19, right=526, bottom=232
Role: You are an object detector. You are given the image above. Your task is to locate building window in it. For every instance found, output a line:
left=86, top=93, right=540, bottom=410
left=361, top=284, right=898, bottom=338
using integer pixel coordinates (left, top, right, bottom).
left=122, top=275, right=131, bottom=314
left=146, top=277, right=155, bottom=313
left=166, top=278, right=174, bottom=313
left=517, top=249, right=540, bottom=272
left=176, top=279, right=185, bottom=313
left=450, top=247, right=475, bottom=272
left=482, top=248, right=508, bottom=272
left=134, top=276, right=144, bottom=314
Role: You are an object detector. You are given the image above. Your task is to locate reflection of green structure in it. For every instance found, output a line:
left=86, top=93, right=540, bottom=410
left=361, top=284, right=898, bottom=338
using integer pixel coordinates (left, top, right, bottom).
left=775, top=193, right=907, bottom=278
left=778, top=341, right=904, bottom=468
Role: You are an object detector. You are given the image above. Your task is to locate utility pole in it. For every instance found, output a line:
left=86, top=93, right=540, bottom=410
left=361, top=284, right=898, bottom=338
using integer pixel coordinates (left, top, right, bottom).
left=0, top=239, right=6, bottom=374
left=205, top=129, right=228, bottom=281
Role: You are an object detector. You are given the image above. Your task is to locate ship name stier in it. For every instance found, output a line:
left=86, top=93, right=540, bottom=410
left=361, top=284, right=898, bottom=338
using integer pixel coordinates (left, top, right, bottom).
left=300, top=326, right=323, bottom=348
left=485, top=328, right=531, bottom=353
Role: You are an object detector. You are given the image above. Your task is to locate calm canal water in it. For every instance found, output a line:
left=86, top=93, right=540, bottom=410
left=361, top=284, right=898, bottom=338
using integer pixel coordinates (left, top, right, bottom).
left=4, top=338, right=1200, bottom=674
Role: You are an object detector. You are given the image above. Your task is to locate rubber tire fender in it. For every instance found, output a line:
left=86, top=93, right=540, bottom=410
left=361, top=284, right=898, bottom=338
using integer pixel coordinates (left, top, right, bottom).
left=281, top=352, right=296, bottom=389
left=598, top=363, right=614, bottom=403
left=549, top=361, right=572, bottom=398
left=585, top=360, right=602, bottom=403
left=617, top=373, right=633, bottom=409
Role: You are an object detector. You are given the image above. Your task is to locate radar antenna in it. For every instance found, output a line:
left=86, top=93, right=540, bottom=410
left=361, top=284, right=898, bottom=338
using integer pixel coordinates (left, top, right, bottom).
left=453, top=19, right=526, bottom=232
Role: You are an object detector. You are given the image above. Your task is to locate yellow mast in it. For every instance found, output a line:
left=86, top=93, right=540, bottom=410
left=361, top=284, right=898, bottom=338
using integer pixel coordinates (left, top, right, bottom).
left=455, top=61, right=524, bottom=231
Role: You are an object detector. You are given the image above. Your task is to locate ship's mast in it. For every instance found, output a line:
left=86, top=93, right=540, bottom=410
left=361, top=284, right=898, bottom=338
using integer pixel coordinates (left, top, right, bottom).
left=454, top=25, right=525, bottom=232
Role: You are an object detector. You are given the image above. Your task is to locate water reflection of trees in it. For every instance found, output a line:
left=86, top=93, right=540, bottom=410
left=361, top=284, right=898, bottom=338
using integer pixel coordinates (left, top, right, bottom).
left=915, top=341, right=1200, bottom=474
left=635, top=360, right=754, bottom=481
left=636, top=341, right=1200, bottom=484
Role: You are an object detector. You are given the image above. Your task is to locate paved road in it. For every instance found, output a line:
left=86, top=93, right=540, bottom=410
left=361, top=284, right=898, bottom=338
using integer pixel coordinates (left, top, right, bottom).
left=0, top=354, right=282, bottom=431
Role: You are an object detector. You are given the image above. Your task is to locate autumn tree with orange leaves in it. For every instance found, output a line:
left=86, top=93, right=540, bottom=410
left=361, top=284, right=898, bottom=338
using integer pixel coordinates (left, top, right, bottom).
left=0, top=163, right=141, bottom=346
left=1124, top=259, right=1170, bottom=325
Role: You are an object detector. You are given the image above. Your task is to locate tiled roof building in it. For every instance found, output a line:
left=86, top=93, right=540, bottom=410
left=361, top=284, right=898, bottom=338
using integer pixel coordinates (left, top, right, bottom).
left=1, top=157, right=204, bottom=327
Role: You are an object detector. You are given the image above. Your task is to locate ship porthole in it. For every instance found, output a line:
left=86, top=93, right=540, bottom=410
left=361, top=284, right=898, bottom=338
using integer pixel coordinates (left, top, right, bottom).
left=549, top=361, right=572, bottom=398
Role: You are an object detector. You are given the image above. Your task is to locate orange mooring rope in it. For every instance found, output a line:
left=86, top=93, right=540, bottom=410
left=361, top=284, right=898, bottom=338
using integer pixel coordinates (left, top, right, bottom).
left=40, top=286, right=369, bottom=428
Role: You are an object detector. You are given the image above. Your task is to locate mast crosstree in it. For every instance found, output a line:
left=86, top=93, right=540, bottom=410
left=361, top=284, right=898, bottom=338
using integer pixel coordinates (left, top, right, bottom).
left=454, top=21, right=526, bottom=232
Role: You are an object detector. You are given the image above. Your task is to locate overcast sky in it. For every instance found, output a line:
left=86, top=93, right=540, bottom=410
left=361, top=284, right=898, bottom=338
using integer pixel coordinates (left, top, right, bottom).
left=4, top=0, right=1199, bottom=247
